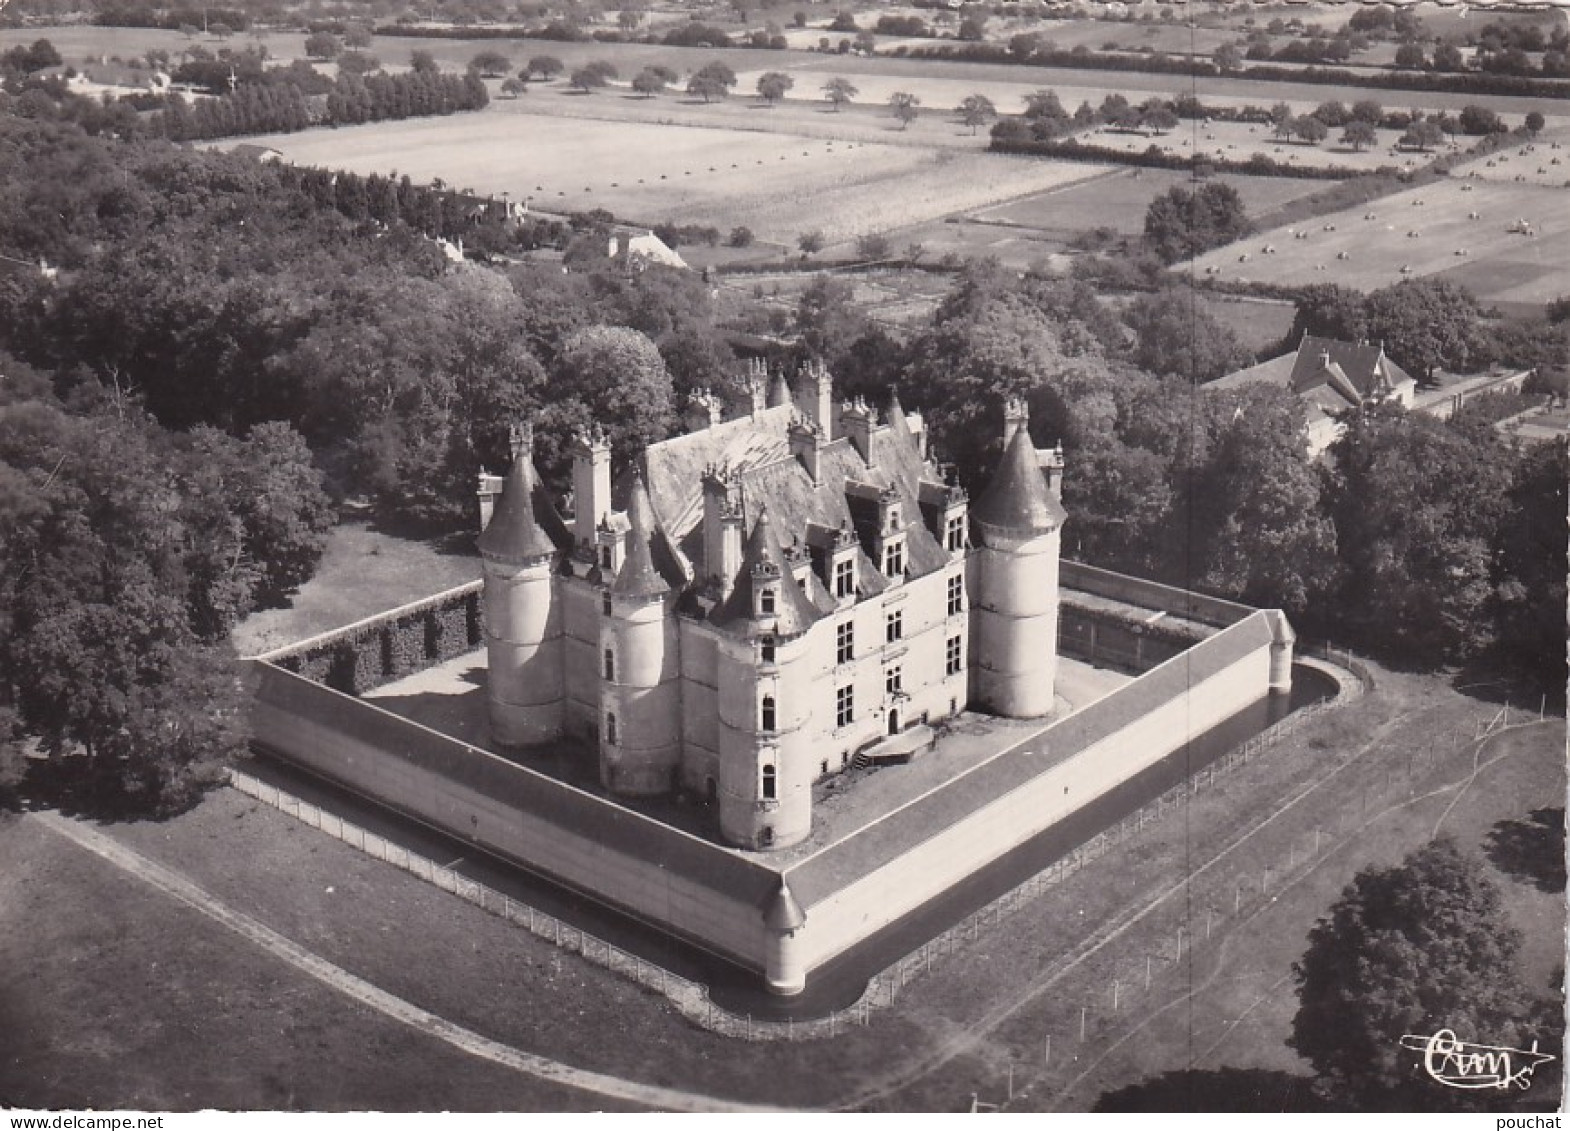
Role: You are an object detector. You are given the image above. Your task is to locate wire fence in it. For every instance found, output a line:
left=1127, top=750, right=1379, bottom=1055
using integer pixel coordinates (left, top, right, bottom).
left=230, top=644, right=1378, bottom=1044
left=970, top=700, right=1552, bottom=1111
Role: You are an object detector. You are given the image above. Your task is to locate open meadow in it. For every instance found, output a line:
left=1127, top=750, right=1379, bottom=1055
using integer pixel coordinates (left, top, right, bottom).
left=236, top=107, right=1112, bottom=244
left=1188, top=173, right=1570, bottom=305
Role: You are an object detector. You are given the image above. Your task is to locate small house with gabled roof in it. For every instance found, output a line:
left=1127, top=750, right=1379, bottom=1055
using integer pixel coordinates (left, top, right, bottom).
left=1212, top=334, right=1417, bottom=456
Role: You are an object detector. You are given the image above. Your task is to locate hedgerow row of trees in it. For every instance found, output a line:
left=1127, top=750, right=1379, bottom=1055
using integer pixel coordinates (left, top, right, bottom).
left=156, top=67, right=487, bottom=140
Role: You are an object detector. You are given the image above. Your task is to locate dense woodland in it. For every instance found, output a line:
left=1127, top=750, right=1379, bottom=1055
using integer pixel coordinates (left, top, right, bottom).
left=0, top=107, right=1563, bottom=815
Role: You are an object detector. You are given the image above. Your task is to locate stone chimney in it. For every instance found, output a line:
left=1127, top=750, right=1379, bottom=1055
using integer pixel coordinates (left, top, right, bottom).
left=842, top=398, right=876, bottom=463
left=793, top=357, right=834, bottom=440
left=788, top=416, right=823, bottom=484
left=745, top=357, right=768, bottom=417
left=1002, top=397, right=1029, bottom=447
left=569, top=425, right=612, bottom=549
left=702, top=465, right=744, bottom=598
left=684, top=389, right=722, bottom=433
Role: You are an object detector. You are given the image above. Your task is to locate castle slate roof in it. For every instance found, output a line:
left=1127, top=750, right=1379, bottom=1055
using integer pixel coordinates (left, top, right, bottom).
left=477, top=452, right=572, bottom=561
left=970, top=429, right=1066, bottom=535
left=611, top=476, right=685, bottom=599
left=1212, top=336, right=1415, bottom=425
left=711, top=506, right=825, bottom=638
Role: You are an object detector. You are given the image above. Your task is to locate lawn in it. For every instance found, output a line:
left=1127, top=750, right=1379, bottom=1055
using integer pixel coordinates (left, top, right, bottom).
left=230, top=515, right=480, bottom=657
left=0, top=812, right=616, bottom=1111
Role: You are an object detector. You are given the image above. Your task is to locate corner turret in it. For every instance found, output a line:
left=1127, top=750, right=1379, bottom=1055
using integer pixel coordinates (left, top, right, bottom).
left=968, top=411, right=1065, bottom=719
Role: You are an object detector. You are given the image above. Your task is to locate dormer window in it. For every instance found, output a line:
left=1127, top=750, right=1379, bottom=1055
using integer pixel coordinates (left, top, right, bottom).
left=600, top=545, right=614, bottom=570
left=883, top=541, right=905, bottom=579
left=602, top=590, right=613, bottom=616
left=760, top=587, right=776, bottom=615
left=946, top=514, right=966, bottom=552
left=833, top=556, right=855, bottom=599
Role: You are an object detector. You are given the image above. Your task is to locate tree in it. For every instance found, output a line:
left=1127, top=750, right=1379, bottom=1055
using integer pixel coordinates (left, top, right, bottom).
left=470, top=50, right=512, bottom=77
left=410, top=49, right=440, bottom=74
left=1141, top=106, right=1178, bottom=135
left=1459, top=104, right=1506, bottom=135
left=1142, top=183, right=1251, bottom=265
left=1125, top=287, right=1251, bottom=384
left=304, top=31, right=340, bottom=60
left=1432, top=41, right=1465, bottom=71
left=337, top=51, right=380, bottom=76
left=1350, top=98, right=1383, bottom=124
left=822, top=76, right=857, bottom=111
left=957, top=94, right=996, bottom=135
left=797, top=230, right=825, bottom=256
left=1023, top=88, right=1069, bottom=122
left=501, top=77, right=526, bottom=98
left=686, top=61, right=737, bottom=102
left=1525, top=110, right=1545, bottom=136
left=756, top=71, right=794, bottom=105
left=554, top=326, right=673, bottom=464
left=1341, top=119, right=1377, bottom=151
left=1363, top=278, right=1487, bottom=382
left=728, top=226, right=754, bottom=247
left=1323, top=408, right=1507, bottom=660
left=1494, top=438, right=1569, bottom=686
left=854, top=232, right=892, bottom=260
left=569, top=65, right=610, bottom=92
left=343, top=22, right=374, bottom=50
left=1294, top=115, right=1329, bottom=145
left=631, top=66, right=669, bottom=97
left=1214, top=42, right=1243, bottom=72
left=527, top=55, right=564, bottom=80
left=1394, top=41, right=1428, bottom=69
left=209, top=22, right=233, bottom=40
left=1292, top=838, right=1539, bottom=1109
left=1399, top=119, right=1444, bottom=151
left=889, top=91, right=920, bottom=130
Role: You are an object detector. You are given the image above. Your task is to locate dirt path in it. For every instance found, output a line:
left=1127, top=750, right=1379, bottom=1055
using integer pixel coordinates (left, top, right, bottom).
left=29, top=811, right=781, bottom=1115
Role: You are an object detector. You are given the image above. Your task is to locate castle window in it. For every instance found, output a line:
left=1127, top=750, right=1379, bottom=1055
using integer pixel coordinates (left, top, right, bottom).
left=833, top=557, right=855, bottom=599
left=603, top=648, right=615, bottom=681
left=947, top=574, right=964, bottom=617
left=946, top=635, right=963, bottom=676
left=836, top=685, right=854, bottom=728
left=885, top=609, right=903, bottom=643
left=761, top=695, right=777, bottom=732
left=761, top=763, right=777, bottom=800
left=836, top=621, right=854, bottom=665
left=946, top=514, right=965, bottom=552
left=600, top=545, right=613, bottom=570
left=760, top=587, right=776, bottom=615
left=883, top=541, right=904, bottom=579
left=602, top=590, right=613, bottom=616
left=761, top=635, right=776, bottom=663
left=605, top=712, right=618, bottom=745
left=885, top=665, right=902, bottom=696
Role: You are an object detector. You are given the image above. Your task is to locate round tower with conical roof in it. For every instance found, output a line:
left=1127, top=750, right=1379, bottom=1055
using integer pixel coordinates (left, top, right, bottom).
left=478, top=425, right=568, bottom=746
left=968, top=403, right=1066, bottom=719
left=713, top=507, right=820, bottom=851
left=599, top=476, right=683, bottom=797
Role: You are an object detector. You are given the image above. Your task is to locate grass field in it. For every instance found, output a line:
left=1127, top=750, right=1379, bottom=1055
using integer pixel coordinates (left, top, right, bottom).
left=1188, top=174, right=1570, bottom=304
left=238, top=107, right=1112, bottom=244
left=974, top=166, right=1326, bottom=236
left=230, top=515, right=479, bottom=657
left=1061, top=718, right=1567, bottom=1112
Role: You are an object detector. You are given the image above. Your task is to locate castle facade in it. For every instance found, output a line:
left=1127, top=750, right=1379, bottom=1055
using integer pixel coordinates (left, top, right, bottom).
left=476, top=361, right=1066, bottom=852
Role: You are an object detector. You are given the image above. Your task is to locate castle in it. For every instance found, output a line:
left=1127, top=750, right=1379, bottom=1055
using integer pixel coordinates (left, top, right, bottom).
left=476, top=359, right=1067, bottom=852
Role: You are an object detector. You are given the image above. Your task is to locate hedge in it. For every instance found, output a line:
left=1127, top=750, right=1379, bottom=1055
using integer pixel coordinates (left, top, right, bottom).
left=270, top=584, right=485, bottom=696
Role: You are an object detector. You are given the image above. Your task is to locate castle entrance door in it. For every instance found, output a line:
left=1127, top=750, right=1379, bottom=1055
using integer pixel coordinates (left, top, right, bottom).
left=887, top=708, right=899, bottom=736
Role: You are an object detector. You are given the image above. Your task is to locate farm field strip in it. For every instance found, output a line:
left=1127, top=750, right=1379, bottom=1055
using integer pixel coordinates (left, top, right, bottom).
left=235, top=111, right=1113, bottom=242
left=1187, top=176, right=1570, bottom=301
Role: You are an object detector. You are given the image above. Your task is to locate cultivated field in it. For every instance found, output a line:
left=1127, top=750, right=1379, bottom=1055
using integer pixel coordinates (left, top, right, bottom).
left=1188, top=174, right=1570, bottom=304
left=237, top=109, right=1113, bottom=244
